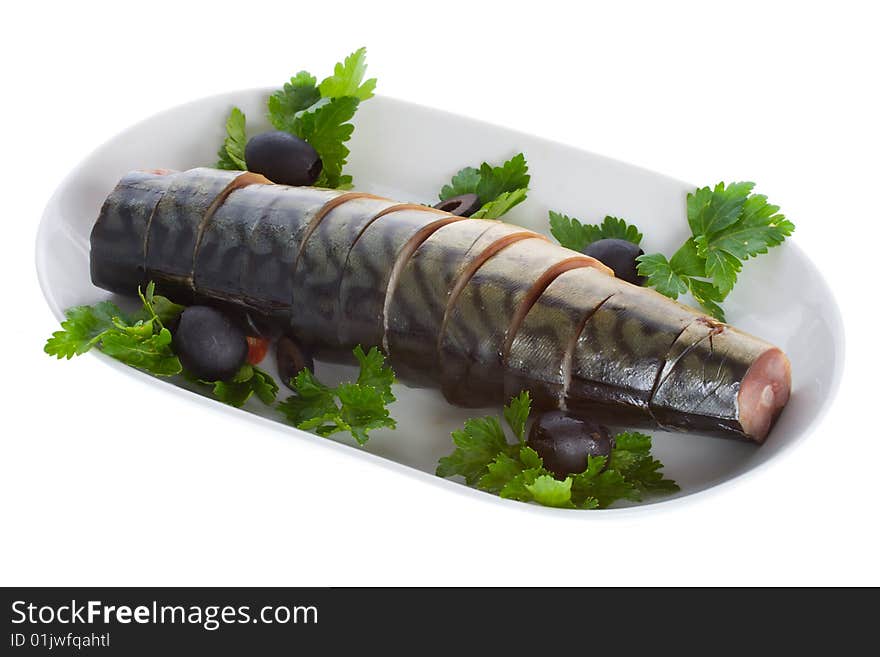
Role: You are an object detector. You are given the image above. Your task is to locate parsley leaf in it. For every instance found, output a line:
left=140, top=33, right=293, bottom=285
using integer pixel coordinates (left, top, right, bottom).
left=687, top=181, right=753, bottom=237
left=438, top=154, right=530, bottom=219
left=706, top=193, right=795, bottom=260
left=439, top=166, right=480, bottom=200
left=100, top=327, right=182, bottom=376
left=337, top=383, right=396, bottom=445
left=526, top=475, right=574, bottom=508
left=471, top=188, right=528, bottom=219
left=549, top=212, right=643, bottom=251
left=318, top=47, right=377, bottom=101
left=436, top=392, right=677, bottom=509
left=206, top=365, right=279, bottom=408
left=44, top=284, right=183, bottom=376
left=569, top=456, right=639, bottom=508
left=637, top=182, right=794, bottom=320
left=278, top=346, right=397, bottom=445
left=278, top=369, right=340, bottom=430
left=478, top=451, right=529, bottom=493
left=215, top=107, right=248, bottom=170
left=293, top=96, right=359, bottom=189
left=694, top=191, right=795, bottom=297
left=503, top=390, right=531, bottom=443
left=135, top=281, right=185, bottom=326
left=635, top=253, right=689, bottom=298
left=216, top=146, right=241, bottom=171
left=44, top=301, right=123, bottom=358
left=436, top=416, right=510, bottom=485
left=267, top=71, right=322, bottom=133
left=354, top=344, right=395, bottom=403
left=474, top=154, right=530, bottom=205
left=610, top=432, right=679, bottom=495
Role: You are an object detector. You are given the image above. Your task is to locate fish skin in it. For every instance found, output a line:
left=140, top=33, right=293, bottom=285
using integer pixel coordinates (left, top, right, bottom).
left=144, top=168, right=240, bottom=301
left=193, top=185, right=271, bottom=306
left=90, top=169, right=791, bottom=443
left=337, top=208, right=461, bottom=352
left=290, top=196, right=400, bottom=353
left=566, top=285, right=703, bottom=425
left=90, top=171, right=172, bottom=294
left=386, top=220, right=537, bottom=386
left=438, top=237, right=594, bottom=407
left=238, top=185, right=344, bottom=317
left=504, top=267, right=620, bottom=411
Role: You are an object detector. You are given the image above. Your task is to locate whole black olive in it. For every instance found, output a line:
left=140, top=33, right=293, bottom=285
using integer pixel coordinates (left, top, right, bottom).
left=171, top=306, right=248, bottom=381
left=526, top=411, right=614, bottom=478
left=277, top=335, right=315, bottom=390
left=583, top=238, right=646, bottom=285
left=244, top=131, right=322, bottom=186
left=433, top=193, right=482, bottom=217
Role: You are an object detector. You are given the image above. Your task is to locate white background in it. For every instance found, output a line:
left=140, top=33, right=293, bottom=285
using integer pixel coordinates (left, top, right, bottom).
left=2, top=0, right=877, bottom=586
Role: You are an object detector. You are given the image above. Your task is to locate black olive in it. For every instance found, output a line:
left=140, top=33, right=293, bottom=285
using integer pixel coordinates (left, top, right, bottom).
left=276, top=335, right=315, bottom=390
left=583, top=238, right=647, bottom=285
left=526, top=411, right=614, bottom=478
left=171, top=306, right=248, bottom=381
left=244, top=131, right=322, bottom=186
left=433, top=193, right=482, bottom=217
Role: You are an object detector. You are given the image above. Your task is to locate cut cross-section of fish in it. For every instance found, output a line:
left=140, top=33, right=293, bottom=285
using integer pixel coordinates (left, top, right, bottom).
left=650, top=323, right=790, bottom=442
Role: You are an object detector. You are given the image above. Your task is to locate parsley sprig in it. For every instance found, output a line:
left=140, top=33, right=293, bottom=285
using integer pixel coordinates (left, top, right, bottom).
left=550, top=213, right=643, bottom=251
left=187, top=364, right=279, bottom=409
left=44, top=282, right=183, bottom=375
left=439, top=153, right=530, bottom=219
left=436, top=392, right=678, bottom=509
left=216, top=47, right=376, bottom=189
left=278, top=346, right=396, bottom=445
left=44, top=283, right=281, bottom=409
left=637, top=182, right=794, bottom=320
left=549, top=183, right=793, bottom=321
left=216, top=107, right=248, bottom=171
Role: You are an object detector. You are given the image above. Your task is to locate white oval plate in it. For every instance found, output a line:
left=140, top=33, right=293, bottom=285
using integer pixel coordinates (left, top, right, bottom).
left=36, top=90, right=844, bottom=510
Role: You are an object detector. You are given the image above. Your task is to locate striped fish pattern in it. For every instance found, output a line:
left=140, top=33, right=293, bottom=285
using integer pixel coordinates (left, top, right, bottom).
left=90, top=168, right=791, bottom=443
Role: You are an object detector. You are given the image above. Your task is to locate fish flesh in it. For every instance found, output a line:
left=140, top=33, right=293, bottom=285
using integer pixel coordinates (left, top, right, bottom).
left=90, top=168, right=791, bottom=443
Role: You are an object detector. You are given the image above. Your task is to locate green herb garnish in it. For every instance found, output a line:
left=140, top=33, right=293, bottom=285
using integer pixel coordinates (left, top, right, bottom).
left=550, top=183, right=793, bottom=321
left=216, top=47, right=375, bottom=189
left=636, top=182, right=794, bottom=321
left=278, top=345, right=396, bottom=445
left=289, top=96, right=359, bottom=189
left=436, top=392, right=677, bottom=509
left=439, top=153, right=530, bottom=219
left=45, top=283, right=279, bottom=408
left=549, top=212, right=643, bottom=251
left=317, top=47, right=377, bottom=101
left=215, top=107, right=248, bottom=171
left=187, top=363, right=279, bottom=409
left=44, top=281, right=183, bottom=376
